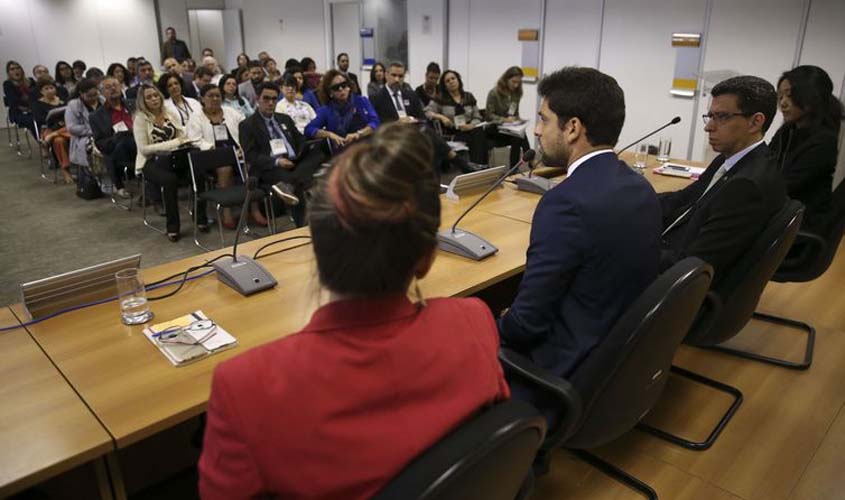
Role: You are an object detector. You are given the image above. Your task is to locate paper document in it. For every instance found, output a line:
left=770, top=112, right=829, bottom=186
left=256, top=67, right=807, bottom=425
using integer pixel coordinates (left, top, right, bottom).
left=143, top=310, right=238, bottom=366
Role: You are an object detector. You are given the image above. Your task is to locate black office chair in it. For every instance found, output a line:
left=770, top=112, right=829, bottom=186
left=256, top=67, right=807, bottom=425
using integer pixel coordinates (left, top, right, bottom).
left=372, top=400, right=547, bottom=500
left=682, top=200, right=809, bottom=369
left=500, top=257, right=714, bottom=500
left=188, top=147, right=273, bottom=251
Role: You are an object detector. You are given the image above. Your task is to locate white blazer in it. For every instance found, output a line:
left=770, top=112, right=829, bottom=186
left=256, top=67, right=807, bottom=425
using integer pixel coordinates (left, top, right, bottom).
left=133, top=109, right=186, bottom=174
left=164, top=96, right=201, bottom=127
left=186, top=106, right=245, bottom=151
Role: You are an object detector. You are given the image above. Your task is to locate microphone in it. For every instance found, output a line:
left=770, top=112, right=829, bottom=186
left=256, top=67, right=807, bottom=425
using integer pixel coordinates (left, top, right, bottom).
left=617, top=116, right=682, bottom=154
left=438, top=150, right=535, bottom=260
left=515, top=149, right=553, bottom=194
left=212, top=176, right=278, bottom=295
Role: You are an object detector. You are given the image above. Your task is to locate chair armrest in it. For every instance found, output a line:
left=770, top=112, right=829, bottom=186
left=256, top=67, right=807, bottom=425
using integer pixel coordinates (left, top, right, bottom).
left=498, top=348, right=582, bottom=449
left=777, top=230, right=826, bottom=273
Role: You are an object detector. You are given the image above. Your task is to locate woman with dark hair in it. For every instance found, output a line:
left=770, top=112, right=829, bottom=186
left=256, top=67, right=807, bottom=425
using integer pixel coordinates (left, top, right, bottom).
left=84, top=67, right=104, bottom=85
left=770, top=65, right=844, bottom=232
left=232, top=53, right=249, bottom=76
left=284, top=65, right=321, bottom=111
left=64, top=78, right=101, bottom=172
left=300, top=57, right=320, bottom=90
left=264, top=58, right=282, bottom=82
left=415, top=61, right=441, bottom=106
left=33, top=78, right=73, bottom=183
left=72, top=60, right=87, bottom=81
left=486, top=66, right=531, bottom=166
left=425, top=69, right=489, bottom=165
left=55, top=61, right=77, bottom=95
left=3, top=60, right=37, bottom=137
left=158, top=73, right=200, bottom=127
left=305, top=69, right=380, bottom=150
left=276, top=75, right=316, bottom=134
left=106, top=63, right=129, bottom=95
left=199, top=122, right=509, bottom=499
left=367, top=62, right=386, bottom=100
left=219, top=75, right=253, bottom=117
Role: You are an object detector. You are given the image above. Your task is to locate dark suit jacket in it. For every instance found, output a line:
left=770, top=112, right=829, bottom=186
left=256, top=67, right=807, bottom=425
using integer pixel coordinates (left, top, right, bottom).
left=659, top=143, right=787, bottom=282
left=371, top=84, right=425, bottom=123
left=498, top=152, right=662, bottom=377
left=769, top=123, right=838, bottom=232
left=89, top=102, right=133, bottom=154
left=238, top=111, right=307, bottom=175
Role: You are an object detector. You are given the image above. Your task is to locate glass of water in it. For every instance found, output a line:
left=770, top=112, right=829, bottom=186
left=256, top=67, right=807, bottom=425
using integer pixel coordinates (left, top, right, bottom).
left=115, top=268, right=154, bottom=325
left=634, top=143, right=649, bottom=172
left=657, top=137, right=672, bottom=163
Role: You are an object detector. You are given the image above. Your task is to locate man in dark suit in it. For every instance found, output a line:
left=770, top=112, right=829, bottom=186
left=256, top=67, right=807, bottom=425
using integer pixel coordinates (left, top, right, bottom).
left=659, top=76, right=786, bottom=283
left=89, top=77, right=137, bottom=199
left=499, top=67, right=662, bottom=380
left=125, top=59, right=154, bottom=106
left=239, top=82, right=325, bottom=227
left=336, top=53, right=360, bottom=95
left=160, top=27, right=192, bottom=63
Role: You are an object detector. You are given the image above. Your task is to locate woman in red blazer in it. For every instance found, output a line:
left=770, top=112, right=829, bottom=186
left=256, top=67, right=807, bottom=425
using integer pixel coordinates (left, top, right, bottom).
left=199, top=122, right=510, bottom=500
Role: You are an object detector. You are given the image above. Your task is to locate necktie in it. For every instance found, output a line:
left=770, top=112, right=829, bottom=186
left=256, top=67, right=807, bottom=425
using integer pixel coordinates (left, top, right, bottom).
left=393, top=91, right=403, bottom=112
left=662, top=163, right=728, bottom=236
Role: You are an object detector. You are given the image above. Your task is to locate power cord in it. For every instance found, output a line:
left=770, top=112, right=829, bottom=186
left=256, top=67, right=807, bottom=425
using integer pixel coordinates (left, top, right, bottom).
left=252, top=236, right=313, bottom=261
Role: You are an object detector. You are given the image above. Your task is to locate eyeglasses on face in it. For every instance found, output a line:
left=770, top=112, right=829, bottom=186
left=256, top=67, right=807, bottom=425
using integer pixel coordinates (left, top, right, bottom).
left=330, top=82, right=350, bottom=92
left=702, top=112, right=750, bottom=125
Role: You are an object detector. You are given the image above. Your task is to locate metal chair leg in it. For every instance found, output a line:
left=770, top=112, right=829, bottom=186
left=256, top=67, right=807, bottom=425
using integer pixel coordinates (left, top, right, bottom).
left=570, top=449, right=658, bottom=500
left=637, top=366, right=743, bottom=451
left=141, top=177, right=166, bottom=235
left=702, top=312, right=815, bottom=370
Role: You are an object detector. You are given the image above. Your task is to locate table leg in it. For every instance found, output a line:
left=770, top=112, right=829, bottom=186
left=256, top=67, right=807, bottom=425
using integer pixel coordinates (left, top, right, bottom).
left=105, top=452, right=128, bottom=500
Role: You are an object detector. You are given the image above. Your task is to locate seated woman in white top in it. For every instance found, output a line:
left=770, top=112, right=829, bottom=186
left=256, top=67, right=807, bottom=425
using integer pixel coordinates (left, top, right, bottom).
left=187, top=83, right=245, bottom=228
left=275, top=75, right=316, bottom=134
left=219, top=75, right=253, bottom=117
left=158, top=73, right=200, bottom=127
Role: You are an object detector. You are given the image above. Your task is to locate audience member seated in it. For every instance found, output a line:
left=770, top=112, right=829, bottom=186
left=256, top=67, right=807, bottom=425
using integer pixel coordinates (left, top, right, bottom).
left=202, top=56, right=224, bottom=85
left=65, top=78, right=101, bottom=174
left=284, top=66, right=320, bottom=111
left=191, top=67, right=214, bottom=100
left=126, top=57, right=139, bottom=87
left=306, top=70, right=380, bottom=154
left=659, top=76, right=786, bottom=283
left=219, top=75, right=254, bottom=117
left=499, top=66, right=662, bottom=386
left=240, top=82, right=327, bottom=227
left=181, top=58, right=197, bottom=77
left=486, top=66, right=531, bottom=166
left=32, top=79, right=73, bottom=183
left=106, top=63, right=130, bottom=97
left=235, top=67, right=250, bottom=84
left=424, top=69, right=489, bottom=166
left=336, top=52, right=360, bottom=94
left=238, top=60, right=266, bottom=108
left=90, top=77, right=137, bottom=199
left=162, top=57, right=196, bottom=99
left=84, top=67, right=104, bottom=85
left=232, top=53, right=249, bottom=77
left=263, top=58, right=282, bottom=83
left=72, top=61, right=87, bottom=82
left=300, top=57, right=321, bottom=90
left=257, top=51, right=271, bottom=65
left=160, top=27, right=192, bottom=63
left=158, top=73, right=200, bottom=127
left=30, top=65, right=68, bottom=101
left=415, top=62, right=441, bottom=107
left=770, top=65, right=843, bottom=233
left=202, top=48, right=215, bottom=59
left=186, top=84, right=243, bottom=228
left=55, top=61, right=77, bottom=96
left=4, top=60, right=38, bottom=138
left=371, top=62, right=477, bottom=175
left=126, top=59, right=155, bottom=105
left=367, top=62, right=386, bottom=100
left=275, top=75, right=316, bottom=134
left=133, top=84, right=205, bottom=242
left=199, top=122, right=509, bottom=500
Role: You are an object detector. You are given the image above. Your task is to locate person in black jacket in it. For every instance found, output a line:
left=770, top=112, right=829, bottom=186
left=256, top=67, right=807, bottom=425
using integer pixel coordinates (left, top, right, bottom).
left=769, top=65, right=843, bottom=233
left=659, top=76, right=787, bottom=284
left=239, top=82, right=326, bottom=227
left=89, top=77, right=137, bottom=198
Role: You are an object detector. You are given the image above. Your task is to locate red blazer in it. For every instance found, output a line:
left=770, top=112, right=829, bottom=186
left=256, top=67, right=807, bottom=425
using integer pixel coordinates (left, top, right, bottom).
left=199, top=295, right=510, bottom=500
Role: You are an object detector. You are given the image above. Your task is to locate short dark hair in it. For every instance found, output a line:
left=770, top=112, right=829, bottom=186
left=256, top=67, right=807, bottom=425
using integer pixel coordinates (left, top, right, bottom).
left=72, top=60, right=87, bottom=71
left=199, top=83, right=219, bottom=97
left=136, top=60, right=153, bottom=71
left=157, top=73, right=184, bottom=97
left=284, top=58, right=300, bottom=70
left=388, top=61, right=405, bottom=71
left=538, top=66, right=625, bottom=147
left=310, top=122, right=440, bottom=295
left=282, top=75, right=298, bottom=88
left=194, top=66, right=214, bottom=79
left=36, top=78, right=56, bottom=92
left=711, top=75, right=777, bottom=133
left=778, top=65, right=843, bottom=133
left=75, top=78, right=98, bottom=96
left=337, top=52, right=348, bottom=62
left=85, top=67, right=104, bottom=79
left=257, top=81, right=281, bottom=97
left=247, top=60, right=263, bottom=69
left=300, top=57, right=316, bottom=71
left=425, top=62, right=441, bottom=75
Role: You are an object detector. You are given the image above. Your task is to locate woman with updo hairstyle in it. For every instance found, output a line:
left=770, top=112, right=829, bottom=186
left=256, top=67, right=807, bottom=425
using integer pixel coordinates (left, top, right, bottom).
left=770, top=65, right=844, bottom=232
left=199, top=122, right=510, bottom=500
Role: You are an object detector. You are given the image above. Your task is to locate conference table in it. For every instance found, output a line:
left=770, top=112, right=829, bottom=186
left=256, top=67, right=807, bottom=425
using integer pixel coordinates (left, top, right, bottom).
left=5, top=154, right=700, bottom=498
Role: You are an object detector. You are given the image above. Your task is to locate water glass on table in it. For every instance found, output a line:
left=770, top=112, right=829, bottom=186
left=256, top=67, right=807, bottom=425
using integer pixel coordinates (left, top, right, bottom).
left=634, top=143, right=649, bottom=172
left=115, top=268, right=154, bottom=325
left=657, top=137, right=672, bottom=163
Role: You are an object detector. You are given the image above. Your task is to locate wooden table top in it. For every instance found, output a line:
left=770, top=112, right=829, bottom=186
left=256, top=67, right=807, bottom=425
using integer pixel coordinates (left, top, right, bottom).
left=0, top=307, right=113, bottom=497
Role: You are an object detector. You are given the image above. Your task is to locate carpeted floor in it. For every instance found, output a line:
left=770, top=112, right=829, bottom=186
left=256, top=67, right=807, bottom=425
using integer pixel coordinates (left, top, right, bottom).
left=0, top=132, right=292, bottom=307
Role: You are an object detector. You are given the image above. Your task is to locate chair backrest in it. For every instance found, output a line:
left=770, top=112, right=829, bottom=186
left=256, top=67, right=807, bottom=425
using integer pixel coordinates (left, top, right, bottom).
left=187, top=146, right=241, bottom=192
left=564, top=258, right=714, bottom=449
left=372, top=400, right=546, bottom=500
left=685, top=200, right=804, bottom=346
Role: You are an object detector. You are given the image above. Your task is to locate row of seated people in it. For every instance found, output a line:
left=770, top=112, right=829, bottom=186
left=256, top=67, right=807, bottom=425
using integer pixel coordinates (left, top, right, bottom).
left=197, top=64, right=842, bottom=498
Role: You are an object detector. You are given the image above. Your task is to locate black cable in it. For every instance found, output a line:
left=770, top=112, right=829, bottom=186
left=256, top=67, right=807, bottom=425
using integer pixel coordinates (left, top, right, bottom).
left=147, top=253, right=234, bottom=301
left=252, top=236, right=313, bottom=261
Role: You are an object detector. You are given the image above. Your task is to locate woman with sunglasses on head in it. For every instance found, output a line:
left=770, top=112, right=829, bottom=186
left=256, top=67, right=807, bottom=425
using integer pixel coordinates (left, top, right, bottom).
left=425, top=69, right=490, bottom=166
left=769, top=65, right=844, bottom=233
left=199, top=122, right=509, bottom=500
left=305, top=69, right=380, bottom=151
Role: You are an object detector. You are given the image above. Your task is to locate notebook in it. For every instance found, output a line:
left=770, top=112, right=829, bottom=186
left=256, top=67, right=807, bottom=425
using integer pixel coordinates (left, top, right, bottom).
left=143, top=310, right=238, bottom=366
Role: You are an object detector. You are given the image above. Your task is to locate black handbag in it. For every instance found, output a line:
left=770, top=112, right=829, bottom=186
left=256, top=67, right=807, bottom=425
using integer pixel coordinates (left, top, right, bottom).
left=75, top=167, right=103, bottom=200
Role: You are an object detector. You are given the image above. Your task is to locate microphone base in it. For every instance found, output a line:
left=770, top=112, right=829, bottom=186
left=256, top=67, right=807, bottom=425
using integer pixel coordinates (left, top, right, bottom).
left=515, top=176, right=553, bottom=194
left=437, top=228, right=498, bottom=260
left=213, top=256, right=278, bottom=296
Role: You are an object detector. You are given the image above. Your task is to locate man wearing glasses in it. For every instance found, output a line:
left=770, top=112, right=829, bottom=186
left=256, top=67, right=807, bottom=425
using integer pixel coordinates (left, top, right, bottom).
left=659, top=75, right=786, bottom=283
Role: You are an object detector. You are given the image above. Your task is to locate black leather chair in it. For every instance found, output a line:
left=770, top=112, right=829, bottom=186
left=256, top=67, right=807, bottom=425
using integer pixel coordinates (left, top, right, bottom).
left=372, top=400, right=547, bottom=500
left=682, top=200, right=809, bottom=369
left=500, top=257, right=714, bottom=500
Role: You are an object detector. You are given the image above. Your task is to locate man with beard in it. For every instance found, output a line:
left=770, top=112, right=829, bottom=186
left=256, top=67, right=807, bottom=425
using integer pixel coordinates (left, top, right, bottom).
left=238, top=60, right=267, bottom=108
left=498, top=67, right=662, bottom=381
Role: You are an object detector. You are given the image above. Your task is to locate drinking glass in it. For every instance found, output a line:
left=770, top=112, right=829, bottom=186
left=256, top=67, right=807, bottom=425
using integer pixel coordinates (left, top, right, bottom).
left=657, top=137, right=672, bottom=163
left=115, top=268, right=154, bottom=325
left=634, top=143, right=649, bottom=172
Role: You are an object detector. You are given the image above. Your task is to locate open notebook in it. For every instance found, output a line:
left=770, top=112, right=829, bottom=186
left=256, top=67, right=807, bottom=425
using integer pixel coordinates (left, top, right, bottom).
left=143, top=310, right=238, bottom=366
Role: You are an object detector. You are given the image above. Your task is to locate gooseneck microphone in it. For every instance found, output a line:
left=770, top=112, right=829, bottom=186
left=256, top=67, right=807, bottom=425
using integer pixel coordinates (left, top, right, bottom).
left=617, top=116, right=682, bottom=154
left=515, top=149, right=554, bottom=194
left=438, top=149, right=535, bottom=260
left=212, top=177, right=278, bottom=295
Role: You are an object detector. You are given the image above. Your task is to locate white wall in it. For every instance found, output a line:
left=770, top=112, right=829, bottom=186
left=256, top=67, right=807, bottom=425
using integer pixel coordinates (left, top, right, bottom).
left=542, top=0, right=603, bottom=71
left=406, top=0, right=445, bottom=85
left=188, top=10, right=226, bottom=65
left=157, top=0, right=225, bottom=63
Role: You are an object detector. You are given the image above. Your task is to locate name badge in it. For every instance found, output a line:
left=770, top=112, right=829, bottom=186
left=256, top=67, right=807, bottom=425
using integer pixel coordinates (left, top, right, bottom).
left=270, top=138, right=291, bottom=157
left=212, top=124, right=228, bottom=141
left=397, top=108, right=408, bottom=118
left=454, top=114, right=467, bottom=127
left=112, top=121, right=129, bottom=133
left=403, top=99, right=410, bottom=106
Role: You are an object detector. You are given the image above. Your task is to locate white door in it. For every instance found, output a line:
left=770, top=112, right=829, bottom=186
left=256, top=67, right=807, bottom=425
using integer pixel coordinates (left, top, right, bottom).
left=331, top=2, right=362, bottom=79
